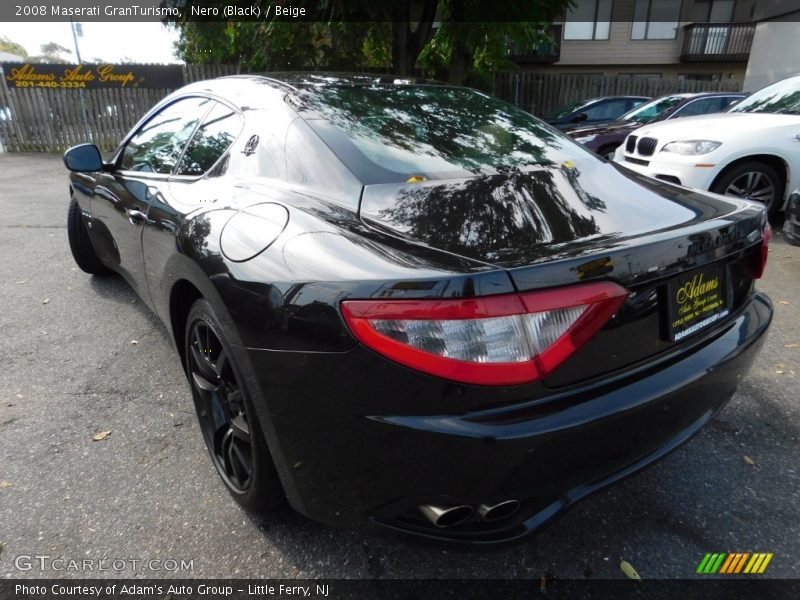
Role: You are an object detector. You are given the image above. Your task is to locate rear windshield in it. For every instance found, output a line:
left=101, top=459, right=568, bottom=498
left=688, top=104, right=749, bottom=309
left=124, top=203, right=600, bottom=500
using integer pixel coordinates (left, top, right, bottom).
left=728, top=75, right=800, bottom=115
left=293, top=85, right=594, bottom=184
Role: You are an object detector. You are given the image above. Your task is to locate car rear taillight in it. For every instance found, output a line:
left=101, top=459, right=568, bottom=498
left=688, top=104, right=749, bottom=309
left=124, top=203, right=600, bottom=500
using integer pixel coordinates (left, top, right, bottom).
left=340, top=282, right=628, bottom=386
left=754, top=222, right=771, bottom=279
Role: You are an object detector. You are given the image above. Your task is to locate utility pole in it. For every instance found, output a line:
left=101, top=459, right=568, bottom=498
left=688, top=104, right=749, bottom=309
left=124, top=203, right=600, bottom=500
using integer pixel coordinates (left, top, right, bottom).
left=70, top=19, right=92, bottom=142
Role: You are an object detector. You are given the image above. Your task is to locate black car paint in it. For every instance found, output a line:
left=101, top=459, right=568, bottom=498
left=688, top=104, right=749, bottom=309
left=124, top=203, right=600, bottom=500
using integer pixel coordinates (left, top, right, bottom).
left=67, top=74, right=771, bottom=543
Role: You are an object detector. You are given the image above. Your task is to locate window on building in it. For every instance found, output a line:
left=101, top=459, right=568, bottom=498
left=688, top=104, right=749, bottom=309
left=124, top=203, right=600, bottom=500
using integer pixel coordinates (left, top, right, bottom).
left=678, top=72, right=722, bottom=81
left=617, top=72, right=663, bottom=79
left=632, top=0, right=681, bottom=40
left=690, top=0, right=734, bottom=22
left=564, top=0, right=613, bottom=40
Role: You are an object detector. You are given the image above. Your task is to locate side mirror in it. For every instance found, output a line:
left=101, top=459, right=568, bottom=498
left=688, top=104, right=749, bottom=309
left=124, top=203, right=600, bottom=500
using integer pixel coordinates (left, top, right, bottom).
left=64, top=144, right=104, bottom=172
left=573, top=112, right=589, bottom=123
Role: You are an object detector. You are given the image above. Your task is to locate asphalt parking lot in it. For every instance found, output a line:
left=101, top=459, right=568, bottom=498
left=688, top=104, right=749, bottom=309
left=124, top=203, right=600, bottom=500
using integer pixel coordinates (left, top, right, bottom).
left=0, top=152, right=798, bottom=580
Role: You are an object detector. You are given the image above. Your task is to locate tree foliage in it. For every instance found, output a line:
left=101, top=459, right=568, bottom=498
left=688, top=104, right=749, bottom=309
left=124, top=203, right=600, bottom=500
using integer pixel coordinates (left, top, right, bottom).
left=165, top=0, right=571, bottom=88
left=38, top=42, right=71, bottom=63
left=0, top=37, right=28, bottom=59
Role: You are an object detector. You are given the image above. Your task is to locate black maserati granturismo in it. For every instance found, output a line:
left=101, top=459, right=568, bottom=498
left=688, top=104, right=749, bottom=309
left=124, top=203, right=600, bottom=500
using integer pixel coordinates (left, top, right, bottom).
left=64, top=73, right=772, bottom=543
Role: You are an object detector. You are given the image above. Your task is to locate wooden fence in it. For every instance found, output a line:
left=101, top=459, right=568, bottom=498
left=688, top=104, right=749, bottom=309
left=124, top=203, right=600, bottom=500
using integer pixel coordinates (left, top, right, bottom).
left=495, top=72, right=742, bottom=118
left=0, top=63, right=242, bottom=153
left=0, top=65, right=742, bottom=153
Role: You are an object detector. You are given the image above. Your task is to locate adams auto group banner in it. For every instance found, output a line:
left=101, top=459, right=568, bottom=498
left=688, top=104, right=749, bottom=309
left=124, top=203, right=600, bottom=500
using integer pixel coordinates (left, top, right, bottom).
left=0, top=62, right=184, bottom=89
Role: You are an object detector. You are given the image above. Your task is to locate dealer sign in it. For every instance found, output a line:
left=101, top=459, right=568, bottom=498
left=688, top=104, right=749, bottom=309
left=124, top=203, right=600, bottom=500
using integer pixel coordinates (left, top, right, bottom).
left=0, top=63, right=184, bottom=89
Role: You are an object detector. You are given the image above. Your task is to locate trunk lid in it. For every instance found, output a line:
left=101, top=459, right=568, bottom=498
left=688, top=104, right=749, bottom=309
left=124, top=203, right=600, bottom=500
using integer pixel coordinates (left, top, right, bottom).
left=360, top=163, right=767, bottom=386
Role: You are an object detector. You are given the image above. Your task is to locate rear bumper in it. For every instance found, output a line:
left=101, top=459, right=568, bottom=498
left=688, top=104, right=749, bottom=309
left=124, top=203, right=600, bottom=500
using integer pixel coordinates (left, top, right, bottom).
left=241, top=291, right=772, bottom=543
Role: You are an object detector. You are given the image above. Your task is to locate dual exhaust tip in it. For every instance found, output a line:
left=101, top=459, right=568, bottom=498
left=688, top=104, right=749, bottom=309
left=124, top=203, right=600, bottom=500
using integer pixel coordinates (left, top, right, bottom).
left=419, top=499, right=520, bottom=528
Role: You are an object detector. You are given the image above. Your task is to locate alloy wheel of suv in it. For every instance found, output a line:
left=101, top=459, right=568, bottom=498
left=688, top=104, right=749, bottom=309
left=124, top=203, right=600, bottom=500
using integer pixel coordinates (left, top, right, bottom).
left=712, top=161, right=783, bottom=214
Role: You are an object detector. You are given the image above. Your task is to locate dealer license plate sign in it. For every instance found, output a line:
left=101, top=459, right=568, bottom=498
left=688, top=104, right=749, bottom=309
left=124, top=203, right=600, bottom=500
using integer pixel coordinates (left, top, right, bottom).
left=667, top=265, right=729, bottom=342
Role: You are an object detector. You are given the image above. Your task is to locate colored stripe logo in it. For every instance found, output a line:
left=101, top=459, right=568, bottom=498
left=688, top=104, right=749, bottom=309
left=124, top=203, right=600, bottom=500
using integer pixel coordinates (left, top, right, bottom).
left=696, top=552, right=773, bottom=574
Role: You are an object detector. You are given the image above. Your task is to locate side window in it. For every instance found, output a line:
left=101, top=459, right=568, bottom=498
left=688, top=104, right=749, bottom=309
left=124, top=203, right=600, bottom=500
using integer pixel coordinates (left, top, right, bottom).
left=628, top=98, right=647, bottom=111
left=120, top=97, right=212, bottom=173
left=721, top=96, right=742, bottom=110
left=583, top=99, right=628, bottom=121
left=673, top=97, right=722, bottom=118
left=176, top=102, right=243, bottom=176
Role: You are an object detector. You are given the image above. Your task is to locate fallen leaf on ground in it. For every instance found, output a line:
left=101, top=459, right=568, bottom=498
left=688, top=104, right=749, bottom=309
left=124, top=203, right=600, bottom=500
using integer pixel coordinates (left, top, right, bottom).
left=0, top=542, right=4, bottom=558
left=92, top=431, right=112, bottom=441
left=779, top=300, right=790, bottom=305
left=42, top=298, right=49, bottom=304
left=130, top=340, right=138, bottom=345
left=744, top=455, right=755, bottom=465
left=620, top=560, right=641, bottom=580
left=0, top=481, right=11, bottom=489
left=786, top=343, right=800, bottom=349
left=14, top=280, right=27, bottom=284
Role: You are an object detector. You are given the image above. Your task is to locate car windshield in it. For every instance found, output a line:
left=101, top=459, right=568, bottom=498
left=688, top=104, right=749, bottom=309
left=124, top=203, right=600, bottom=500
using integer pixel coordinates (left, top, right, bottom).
left=620, top=95, right=685, bottom=124
left=548, top=99, right=598, bottom=119
left=728, top=75, right=800, bottom=115
left=295, top=85, right=594, bottom=183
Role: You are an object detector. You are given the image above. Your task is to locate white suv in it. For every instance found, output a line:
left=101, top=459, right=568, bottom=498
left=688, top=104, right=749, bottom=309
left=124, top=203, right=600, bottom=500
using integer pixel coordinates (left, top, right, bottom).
left=614, top=74, right=800, bottom=213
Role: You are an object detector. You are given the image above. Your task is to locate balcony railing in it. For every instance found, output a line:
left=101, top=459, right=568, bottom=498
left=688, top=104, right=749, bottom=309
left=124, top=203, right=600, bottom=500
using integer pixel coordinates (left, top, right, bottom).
left=680, top=22, right=755, bottom=62
left=508, top=25, right=562, bottom=64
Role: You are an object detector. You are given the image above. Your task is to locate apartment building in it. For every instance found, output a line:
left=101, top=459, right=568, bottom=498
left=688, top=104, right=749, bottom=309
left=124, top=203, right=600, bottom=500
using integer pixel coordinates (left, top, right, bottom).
left=743, top=0, right=800, bottom=90
left=513, top=0, right=761, bottom=84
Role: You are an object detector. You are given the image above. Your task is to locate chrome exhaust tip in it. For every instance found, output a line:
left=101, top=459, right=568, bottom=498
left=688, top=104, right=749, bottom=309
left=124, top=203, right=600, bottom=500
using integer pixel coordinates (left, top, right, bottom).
left=418, top=504, right=474, bottom=528
left=477, top=499, right=520, bottom=522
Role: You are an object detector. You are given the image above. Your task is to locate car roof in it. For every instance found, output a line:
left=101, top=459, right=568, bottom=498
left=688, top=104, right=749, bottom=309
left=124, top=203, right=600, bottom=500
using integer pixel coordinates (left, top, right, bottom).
left=223, top=72, right=444, bottom=90
left=579, top=96, right=651, bottom=103
left=657, top=91, right=746, bottom=99
left=175, top=72, right=464, bottom=111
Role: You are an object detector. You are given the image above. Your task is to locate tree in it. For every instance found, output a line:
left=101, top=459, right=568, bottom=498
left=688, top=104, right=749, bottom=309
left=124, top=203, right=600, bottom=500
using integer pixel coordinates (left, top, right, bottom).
left=165, top=0, right=571, bottom=87
left=0, top=37, right=28, bottom=59
left=38, top=42, right=71, bottom=63
left=419, top=0, right=569, bottom=88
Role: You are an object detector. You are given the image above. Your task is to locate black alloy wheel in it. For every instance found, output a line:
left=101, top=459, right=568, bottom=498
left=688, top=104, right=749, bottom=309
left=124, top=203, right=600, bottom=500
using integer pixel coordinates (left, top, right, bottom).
left=185, top=299, right=284, bottom=511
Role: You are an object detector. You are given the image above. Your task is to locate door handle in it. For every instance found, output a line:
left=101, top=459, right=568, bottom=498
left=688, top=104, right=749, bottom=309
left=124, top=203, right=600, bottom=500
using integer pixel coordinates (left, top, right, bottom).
left=127, top=208, right=147, bottom=224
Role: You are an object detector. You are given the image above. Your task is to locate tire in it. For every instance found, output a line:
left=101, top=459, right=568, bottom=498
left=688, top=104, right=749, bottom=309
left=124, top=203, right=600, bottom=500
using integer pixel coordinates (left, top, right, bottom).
left=185, top=298, right=285, bottom=514
left=710, top=161, right=784, bottom=215
left=67, top=196, right=111, bottom=275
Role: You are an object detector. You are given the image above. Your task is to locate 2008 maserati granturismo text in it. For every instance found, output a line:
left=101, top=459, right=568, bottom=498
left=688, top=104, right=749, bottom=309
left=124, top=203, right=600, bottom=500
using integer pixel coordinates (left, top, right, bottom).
left=64, top=74, right=772, bottom=543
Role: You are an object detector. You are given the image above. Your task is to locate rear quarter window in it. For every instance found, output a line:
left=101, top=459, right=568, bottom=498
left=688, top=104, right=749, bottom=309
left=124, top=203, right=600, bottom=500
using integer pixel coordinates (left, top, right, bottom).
left=176, top=102, right=243, bottom=176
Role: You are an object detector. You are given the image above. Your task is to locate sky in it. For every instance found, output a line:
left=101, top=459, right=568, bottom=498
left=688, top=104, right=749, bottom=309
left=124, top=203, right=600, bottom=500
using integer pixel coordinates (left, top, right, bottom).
left=0, top=22, right=181, bottom=63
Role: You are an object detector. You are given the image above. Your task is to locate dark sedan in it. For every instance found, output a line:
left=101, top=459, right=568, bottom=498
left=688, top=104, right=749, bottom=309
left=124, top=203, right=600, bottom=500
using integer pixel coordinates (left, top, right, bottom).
left=545, top=96, right=650, bottom=129
left=566, top=92, right=746, bottom=159
left=63, top=74, right=771, bottom=544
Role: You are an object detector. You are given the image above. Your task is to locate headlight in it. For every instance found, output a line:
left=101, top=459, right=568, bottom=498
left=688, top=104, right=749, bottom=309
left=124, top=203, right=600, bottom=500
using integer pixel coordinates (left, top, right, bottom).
left=661, top=140, right=721, bottom=155
left=574, top=134, right=597, bottom=143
